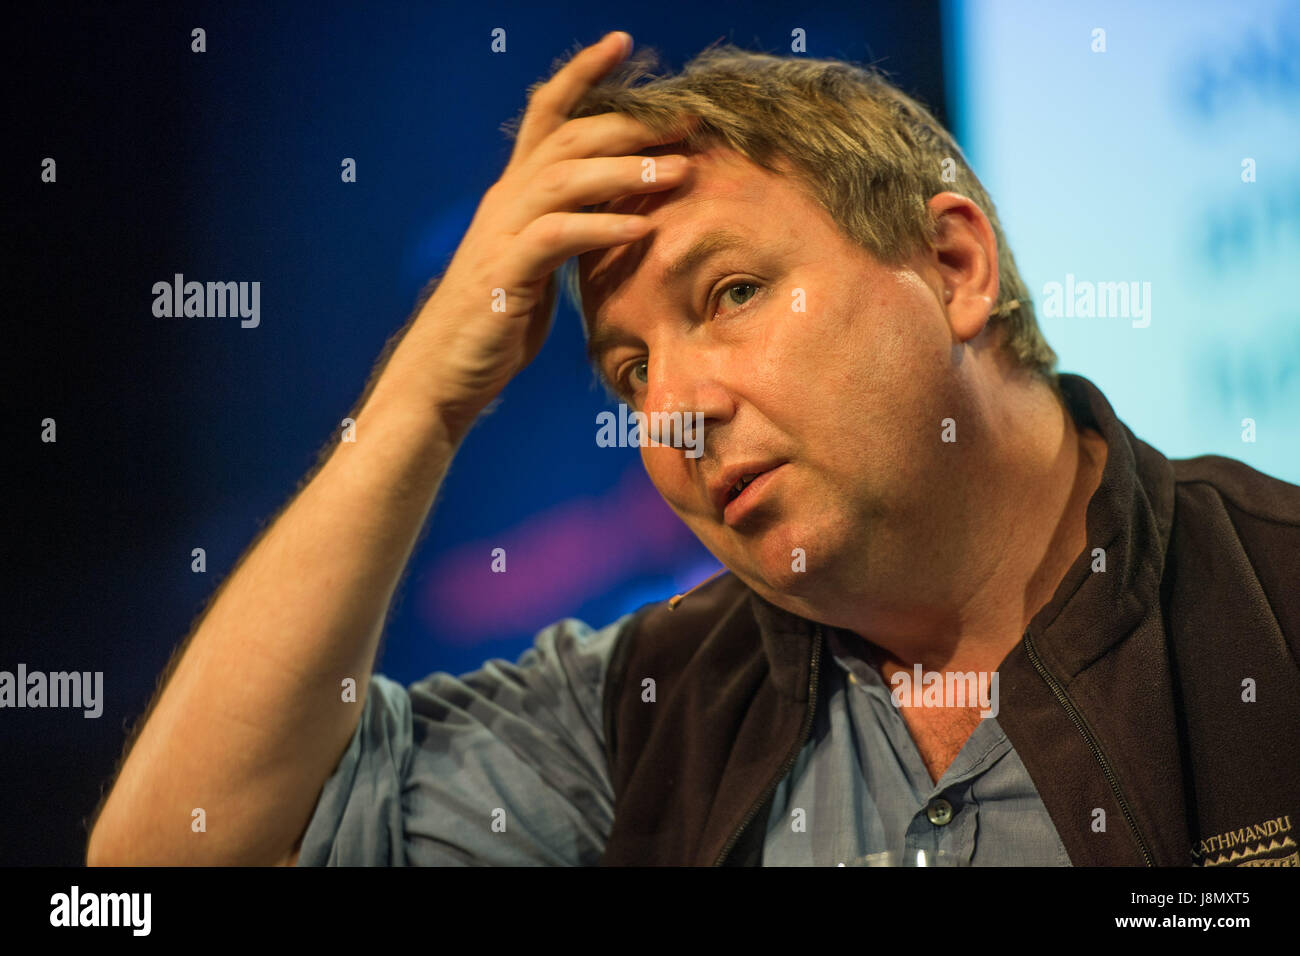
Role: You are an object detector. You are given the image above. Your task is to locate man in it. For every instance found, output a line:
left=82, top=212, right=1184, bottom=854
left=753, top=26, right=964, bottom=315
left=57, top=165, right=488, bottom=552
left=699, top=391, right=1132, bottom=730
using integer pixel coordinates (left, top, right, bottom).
left=87, top=32, right=1300, bottom=867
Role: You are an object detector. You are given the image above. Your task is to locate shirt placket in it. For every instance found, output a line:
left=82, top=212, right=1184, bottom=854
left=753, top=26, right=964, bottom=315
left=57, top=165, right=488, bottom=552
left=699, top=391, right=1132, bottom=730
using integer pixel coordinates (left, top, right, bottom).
left=839, top=645, right=1005, bottom=866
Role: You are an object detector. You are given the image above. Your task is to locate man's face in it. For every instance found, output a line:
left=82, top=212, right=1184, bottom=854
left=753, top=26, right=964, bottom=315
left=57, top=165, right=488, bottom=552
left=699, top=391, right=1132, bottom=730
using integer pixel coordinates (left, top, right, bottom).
left=579, top=145, right=970, bottom=615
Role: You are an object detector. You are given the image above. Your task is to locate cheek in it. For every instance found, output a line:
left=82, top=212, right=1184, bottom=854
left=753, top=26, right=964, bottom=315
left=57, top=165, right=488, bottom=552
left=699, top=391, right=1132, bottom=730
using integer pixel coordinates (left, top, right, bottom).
left=749, top=286, right=878, bottom=430
left=764, top=280, right=949, bottom=478
left=743, top=305, right=839, bottom=403
left=640, top=445, right=699, bottom=514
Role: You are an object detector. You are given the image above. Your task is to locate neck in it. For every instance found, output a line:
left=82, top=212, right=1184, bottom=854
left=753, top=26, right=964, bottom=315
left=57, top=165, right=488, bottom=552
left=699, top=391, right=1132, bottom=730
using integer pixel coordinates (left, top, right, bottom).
left=839, top=377, right=1108, bottom=674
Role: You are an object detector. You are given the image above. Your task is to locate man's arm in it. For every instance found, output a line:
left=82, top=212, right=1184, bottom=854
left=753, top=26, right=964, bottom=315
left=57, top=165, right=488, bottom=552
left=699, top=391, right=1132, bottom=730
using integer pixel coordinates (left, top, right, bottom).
left=85, top=320, right=464, bottom=865
left=85, top=29, right=694, bottom=865
left=292, top=618, right=625, bottom=867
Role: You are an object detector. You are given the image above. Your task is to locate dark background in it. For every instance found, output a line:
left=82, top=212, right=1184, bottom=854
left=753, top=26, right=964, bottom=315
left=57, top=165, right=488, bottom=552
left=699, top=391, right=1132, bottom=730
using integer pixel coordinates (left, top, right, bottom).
left=5, top=1, right=946, bottom=866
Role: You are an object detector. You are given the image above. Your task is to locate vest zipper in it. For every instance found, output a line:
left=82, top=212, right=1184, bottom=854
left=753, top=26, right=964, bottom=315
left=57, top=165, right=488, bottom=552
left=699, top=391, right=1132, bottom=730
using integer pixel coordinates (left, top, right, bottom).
left=714, top=624, right=824, bottom=866
left=1022, top=630, right=1154, bottom=866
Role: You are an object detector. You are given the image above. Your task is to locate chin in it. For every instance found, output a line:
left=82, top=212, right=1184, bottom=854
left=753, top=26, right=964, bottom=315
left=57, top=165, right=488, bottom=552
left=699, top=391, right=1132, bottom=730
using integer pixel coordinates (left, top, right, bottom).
left=734, top=522, right=826, bottom=598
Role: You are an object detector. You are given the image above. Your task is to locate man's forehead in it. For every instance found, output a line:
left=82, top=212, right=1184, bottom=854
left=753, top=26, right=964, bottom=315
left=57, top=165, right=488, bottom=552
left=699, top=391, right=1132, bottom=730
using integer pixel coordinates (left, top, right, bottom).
left=578, top=146, right=777, bottom=326
left=603, top=142, right=757, bottom=209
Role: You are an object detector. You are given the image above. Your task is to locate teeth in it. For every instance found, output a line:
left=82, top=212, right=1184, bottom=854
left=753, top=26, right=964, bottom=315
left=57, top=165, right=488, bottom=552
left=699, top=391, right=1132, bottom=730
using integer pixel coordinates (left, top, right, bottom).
left=729, top=473, right=759, bottom=500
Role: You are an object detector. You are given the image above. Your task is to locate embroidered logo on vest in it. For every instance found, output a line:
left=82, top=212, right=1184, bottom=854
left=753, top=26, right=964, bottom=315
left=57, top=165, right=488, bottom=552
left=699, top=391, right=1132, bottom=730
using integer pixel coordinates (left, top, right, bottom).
left=1192, top=814, right=1297, bottom=866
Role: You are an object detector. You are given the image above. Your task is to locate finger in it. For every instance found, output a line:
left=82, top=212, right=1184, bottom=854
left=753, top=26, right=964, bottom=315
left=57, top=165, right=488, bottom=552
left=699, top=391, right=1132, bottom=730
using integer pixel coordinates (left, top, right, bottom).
left=504, top=212, right=651, bottom=292
left=510, top=31, right=631, bottom=164
left=508, top=154, right=691, bottom=230
left=525, top=111, right=703, bottom=172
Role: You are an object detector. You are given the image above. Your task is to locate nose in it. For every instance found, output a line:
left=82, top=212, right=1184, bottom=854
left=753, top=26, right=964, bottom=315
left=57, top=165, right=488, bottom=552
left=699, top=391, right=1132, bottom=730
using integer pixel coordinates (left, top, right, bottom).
left=642, top=341, right=734, bottom=460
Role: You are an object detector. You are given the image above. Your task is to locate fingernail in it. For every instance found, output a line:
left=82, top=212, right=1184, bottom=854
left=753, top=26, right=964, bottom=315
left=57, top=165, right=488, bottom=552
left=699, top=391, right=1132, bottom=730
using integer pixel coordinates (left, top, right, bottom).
left=610, top=31, right=632, bottom=56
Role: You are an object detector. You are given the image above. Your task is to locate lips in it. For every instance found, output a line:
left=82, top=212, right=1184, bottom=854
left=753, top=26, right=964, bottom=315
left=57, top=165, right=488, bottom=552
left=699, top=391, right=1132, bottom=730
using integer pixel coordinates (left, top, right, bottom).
left=709, top=461, right=784, bottom=516
left=728, top=474, right=761, bottom=502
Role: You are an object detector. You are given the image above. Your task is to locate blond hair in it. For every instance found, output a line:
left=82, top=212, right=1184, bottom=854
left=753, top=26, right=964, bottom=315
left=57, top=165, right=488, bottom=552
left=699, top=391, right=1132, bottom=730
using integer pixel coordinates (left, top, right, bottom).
left=512, top=42, right=1057, bottom=384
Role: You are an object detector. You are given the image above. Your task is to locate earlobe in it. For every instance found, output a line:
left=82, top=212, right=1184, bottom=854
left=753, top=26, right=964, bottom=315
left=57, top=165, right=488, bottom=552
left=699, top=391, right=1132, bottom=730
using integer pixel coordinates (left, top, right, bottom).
left=945, top=290, right=994, bottom=345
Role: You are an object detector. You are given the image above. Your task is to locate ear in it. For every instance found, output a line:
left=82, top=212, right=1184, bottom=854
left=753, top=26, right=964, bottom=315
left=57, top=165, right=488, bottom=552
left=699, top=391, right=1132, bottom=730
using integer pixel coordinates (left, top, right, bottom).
left=924, top=192, right=1000, bottom=344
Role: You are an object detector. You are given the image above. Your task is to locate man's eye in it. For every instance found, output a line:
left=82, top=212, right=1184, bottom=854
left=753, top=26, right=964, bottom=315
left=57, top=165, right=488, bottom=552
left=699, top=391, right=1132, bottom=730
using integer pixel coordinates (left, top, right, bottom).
left=617, top=359, right=648, bottom=398
left=715, top=281, right=760, bottom=316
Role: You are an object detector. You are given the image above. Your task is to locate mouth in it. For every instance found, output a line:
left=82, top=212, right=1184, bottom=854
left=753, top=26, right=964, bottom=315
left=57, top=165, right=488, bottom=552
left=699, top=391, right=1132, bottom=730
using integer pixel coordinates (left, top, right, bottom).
left=716, top=462, right=786, bottom=524
left=726, top=473, right=762, bottom=503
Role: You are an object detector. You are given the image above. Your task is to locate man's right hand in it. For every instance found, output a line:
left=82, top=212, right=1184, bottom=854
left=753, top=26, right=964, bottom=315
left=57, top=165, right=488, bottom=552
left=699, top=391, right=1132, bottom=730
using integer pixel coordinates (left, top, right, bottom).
left=412, top=30, right=696, bottom=444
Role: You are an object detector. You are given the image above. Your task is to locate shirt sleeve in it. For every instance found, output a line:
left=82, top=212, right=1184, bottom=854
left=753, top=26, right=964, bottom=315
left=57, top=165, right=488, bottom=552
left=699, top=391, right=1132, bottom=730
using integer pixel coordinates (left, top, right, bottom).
left=295, top=613, right=629, bottom=866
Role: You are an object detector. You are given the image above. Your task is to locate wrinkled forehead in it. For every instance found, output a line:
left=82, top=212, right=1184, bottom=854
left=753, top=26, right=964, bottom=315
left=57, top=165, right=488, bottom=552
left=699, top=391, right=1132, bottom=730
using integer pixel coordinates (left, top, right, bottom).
left=576, top=144, right=777, bottom=333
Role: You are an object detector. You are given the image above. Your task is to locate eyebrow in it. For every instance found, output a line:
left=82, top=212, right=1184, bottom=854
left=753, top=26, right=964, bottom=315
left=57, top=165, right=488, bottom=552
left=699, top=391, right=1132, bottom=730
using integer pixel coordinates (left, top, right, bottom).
left=585, top=228, right=754, bottom=378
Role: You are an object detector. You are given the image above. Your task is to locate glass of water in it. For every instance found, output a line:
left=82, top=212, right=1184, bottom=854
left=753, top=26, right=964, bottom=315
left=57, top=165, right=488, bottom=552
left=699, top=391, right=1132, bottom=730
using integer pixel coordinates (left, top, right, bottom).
left=837, top=849, right=969, bottom=866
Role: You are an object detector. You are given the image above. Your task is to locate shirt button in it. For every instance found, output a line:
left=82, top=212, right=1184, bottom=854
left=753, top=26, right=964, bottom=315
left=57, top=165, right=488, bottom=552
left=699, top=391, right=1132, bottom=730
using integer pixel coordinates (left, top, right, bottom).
left=926, top=798, right=954, bottom=826
left=848, top=672, right=859, bottom=685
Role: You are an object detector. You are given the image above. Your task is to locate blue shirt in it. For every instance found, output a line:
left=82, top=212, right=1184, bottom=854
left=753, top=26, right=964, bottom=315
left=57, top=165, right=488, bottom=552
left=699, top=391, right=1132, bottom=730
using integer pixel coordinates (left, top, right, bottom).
left=297, top=613, right=1070, bottom=866
left=762, top=628, right=1070, bottom=865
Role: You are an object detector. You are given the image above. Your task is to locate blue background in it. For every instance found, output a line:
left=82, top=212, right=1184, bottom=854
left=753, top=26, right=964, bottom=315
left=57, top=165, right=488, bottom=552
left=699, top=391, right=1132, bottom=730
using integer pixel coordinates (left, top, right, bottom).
left=946, top=0, right=1300, bottom=481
